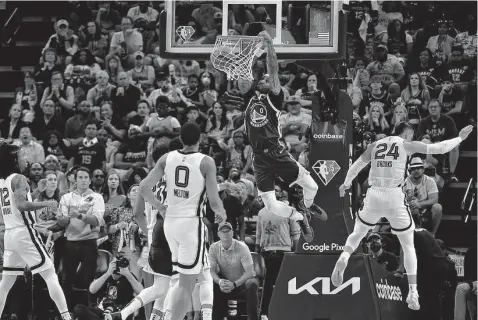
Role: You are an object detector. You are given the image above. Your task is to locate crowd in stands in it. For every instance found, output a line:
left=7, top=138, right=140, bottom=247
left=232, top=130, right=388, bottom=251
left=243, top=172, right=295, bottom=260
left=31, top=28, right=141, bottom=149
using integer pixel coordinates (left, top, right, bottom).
left=0, top=1, right=476, bottom=320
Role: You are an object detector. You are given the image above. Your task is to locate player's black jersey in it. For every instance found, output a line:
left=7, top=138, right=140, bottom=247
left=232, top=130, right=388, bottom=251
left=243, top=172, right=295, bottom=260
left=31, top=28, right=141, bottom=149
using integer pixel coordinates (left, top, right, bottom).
left=244, top=90, right=284, bottom=152
left=73, top=142, right=105, bottom=172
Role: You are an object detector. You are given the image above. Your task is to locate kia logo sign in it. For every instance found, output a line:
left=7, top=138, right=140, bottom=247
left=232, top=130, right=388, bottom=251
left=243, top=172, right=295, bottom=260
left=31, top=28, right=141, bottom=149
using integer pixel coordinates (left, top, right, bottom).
left=313, top=133, right=344, bottom=140
left=288, top=277, right=361, bottom=295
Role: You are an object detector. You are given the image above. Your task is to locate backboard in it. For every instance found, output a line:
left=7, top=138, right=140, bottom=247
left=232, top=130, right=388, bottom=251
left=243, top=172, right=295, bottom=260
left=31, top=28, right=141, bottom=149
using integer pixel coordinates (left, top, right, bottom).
left=159, top=0, right=347, bottom=61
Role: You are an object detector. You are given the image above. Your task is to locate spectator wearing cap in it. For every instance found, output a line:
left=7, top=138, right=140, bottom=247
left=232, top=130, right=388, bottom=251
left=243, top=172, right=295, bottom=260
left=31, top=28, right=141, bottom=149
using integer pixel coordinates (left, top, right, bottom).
left=417, top=99, right=459, bottom=181
left=42, top=19, right=79, bottom=66
left=365, top=233, right=399, bottom=272
left=127, top=1, right=159, bottom=27
left=279, top=97, right=312, bottom=158
left=403, top=156, right=442, bottom=235
left=127, top=51, right=155, bottom=94
left=255, top=186, right=300, bottom=317
left=68, top=120, right=106, bottom=173
left=365, top=44, right=405, bottom=87
left=31, top=98, right=65, bottom=143
left=209, top=222, right=260, bottom=320
left=438, top=74, right=464, bottom=117
left=111, top=71, right=142, bottom=120
left=13, top=125, right=45, bottom=164
left=86, top=70, right=116, bottom=112
left=108, top=16, right=143, bottom=68
left=426, top=21, right=455, bottom=64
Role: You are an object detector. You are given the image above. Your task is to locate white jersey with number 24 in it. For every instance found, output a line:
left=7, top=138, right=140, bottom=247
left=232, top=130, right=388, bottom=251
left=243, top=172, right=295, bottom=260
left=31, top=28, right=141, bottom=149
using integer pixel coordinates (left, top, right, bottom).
left=368, top=136, right=408, bottom=188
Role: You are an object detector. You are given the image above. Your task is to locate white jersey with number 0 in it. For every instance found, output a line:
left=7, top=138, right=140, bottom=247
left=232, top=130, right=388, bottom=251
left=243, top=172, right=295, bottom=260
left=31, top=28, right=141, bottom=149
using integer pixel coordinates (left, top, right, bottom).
left=164, top=150, right=206, bottom=218
left=368, top=136, right=408, bottom=188
left=0, top=174, right=35, bottom=230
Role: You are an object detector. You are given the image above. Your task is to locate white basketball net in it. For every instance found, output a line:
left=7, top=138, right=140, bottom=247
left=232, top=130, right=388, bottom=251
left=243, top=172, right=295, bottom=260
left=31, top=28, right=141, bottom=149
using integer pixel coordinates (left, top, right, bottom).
left=210, top=36, right=264, bottom=81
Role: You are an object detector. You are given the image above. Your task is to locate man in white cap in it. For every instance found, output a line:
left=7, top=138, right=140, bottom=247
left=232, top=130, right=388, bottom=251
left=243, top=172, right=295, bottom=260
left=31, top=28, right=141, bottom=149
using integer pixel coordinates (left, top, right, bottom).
left=403, top=155, right=442, bottom=235
left=42, top=19, right=79, bottom=66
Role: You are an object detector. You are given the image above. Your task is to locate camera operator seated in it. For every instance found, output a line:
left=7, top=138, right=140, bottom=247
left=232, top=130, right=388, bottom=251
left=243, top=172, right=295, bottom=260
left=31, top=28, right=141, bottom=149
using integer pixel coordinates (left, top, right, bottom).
left=366, top=233, right=399, bottom=272
left=74, top=256, right=143, bottom=320
left=209, top=222, right=259, bottom=320
left=403, top=156, right=442, bottom=235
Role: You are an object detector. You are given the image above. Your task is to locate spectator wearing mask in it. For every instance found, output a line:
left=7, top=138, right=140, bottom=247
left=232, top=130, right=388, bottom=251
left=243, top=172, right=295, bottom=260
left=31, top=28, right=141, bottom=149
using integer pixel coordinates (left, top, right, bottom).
left=86, top=71, right=116, bottom=112
left=255, top=185, right=300, bottom=318
left=127, top=1, right=159, bottom=26
left=42, top=19, right=79, bottom=66
left=454, top=241, right=477, bottom=320
left=427, top=21, right=455, bottom=64
left=40, top=70, right=75, bottom=117
left=74, top=257, right=143, bottom=320
left=0, top=104, right=26, bottom=142
left=401, top=72, right=431, bottom=125
left=57, top=167, right=105, bottom=309
left=280, top=97, right=312, bottom=158
left=198, top=71, right=219, bottom=110
left=69, top=120, right=106, bottom=173
left=31, top=98, right=65, bottom=142
left=95, top=1, right=121, bottom=37
left=403, top=156, right=442, bottom=235
left=64, top=101, right=94, bottom=145
left=77, top=20, right=108, bottom=65
left=366, top=44, right=405, bottom=87
left=111, top=72, right=141, bottom=120
left=13, top=125, right=45, bottom=164
left=109, top=16, right=143, bottom=68
left=365, top=233, right=399, bottom=272
left=209, top=222, right=259, bottom=320
left=399, top=228, right=451, bottom=320
left=417, top=99, right=459, bottom=180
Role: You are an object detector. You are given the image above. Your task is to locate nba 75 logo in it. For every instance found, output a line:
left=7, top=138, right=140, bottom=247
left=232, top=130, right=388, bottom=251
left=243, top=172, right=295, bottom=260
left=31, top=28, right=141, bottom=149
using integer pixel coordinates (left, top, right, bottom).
left=312, top=160, right=341, bottom=186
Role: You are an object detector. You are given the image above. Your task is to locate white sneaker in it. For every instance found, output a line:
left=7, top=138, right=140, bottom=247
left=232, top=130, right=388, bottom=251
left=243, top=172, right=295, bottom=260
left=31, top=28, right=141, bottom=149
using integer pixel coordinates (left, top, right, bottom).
left=406, top=290, right=420, bottom=310
left=331, top=254, right=349, bottom=287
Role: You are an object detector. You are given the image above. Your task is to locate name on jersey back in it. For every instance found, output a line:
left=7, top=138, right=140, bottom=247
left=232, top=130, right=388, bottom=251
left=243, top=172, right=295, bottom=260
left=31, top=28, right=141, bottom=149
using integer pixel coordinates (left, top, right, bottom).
left=377, top=160, right=393, bottom=167
left=174, top=188, right=189, bottom=199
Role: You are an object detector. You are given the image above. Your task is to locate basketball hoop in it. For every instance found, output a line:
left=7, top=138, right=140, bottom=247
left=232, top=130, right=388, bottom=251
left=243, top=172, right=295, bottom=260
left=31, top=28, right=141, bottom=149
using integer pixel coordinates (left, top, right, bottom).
left=210, top=35, right=264, bottom=81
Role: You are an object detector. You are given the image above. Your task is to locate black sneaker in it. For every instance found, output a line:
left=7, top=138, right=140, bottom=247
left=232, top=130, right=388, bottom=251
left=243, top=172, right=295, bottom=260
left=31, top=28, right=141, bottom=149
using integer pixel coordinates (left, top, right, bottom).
left=297, top=213, right=315, bottom=242
left=302, top=202, right=328, bottom=221
left=104, top=312, right=122, bottom=320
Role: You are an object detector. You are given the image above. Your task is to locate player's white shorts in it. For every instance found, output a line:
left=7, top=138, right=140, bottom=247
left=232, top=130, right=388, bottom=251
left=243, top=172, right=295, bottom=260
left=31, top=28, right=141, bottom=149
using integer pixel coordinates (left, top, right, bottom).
left=357, top=187, right=415, bottom=235
left=3, top=226, right=54, bottom=275
left=164, top=216, right=209, bottom=275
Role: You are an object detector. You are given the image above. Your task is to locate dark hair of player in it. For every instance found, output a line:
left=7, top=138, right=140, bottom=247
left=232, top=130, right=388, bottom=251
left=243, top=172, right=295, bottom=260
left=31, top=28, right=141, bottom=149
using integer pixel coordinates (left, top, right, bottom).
left=394, top=122, right=414, bottom=136
left=180, top=122, right=201, bottom=146
left=169, top=137, right=183, bottom=151
left=0, top=144, right=21, bottom=179
left=152, top=145, right=170, bottom=163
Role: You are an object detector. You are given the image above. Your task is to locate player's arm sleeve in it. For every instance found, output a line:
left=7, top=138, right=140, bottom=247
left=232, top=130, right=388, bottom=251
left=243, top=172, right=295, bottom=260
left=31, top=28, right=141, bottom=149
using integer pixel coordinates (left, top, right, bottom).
left=202, top=156, right=226, bottom=223
left=343, top=143, right=373, bottom=186
left=404, top=138, right=463, bottom=155
left=139, top=154, right=167, bottom=211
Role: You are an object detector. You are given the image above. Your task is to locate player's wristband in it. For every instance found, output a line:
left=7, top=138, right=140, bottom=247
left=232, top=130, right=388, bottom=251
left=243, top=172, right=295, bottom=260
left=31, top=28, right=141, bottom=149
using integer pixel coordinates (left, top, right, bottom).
left=233, top=282, right=237, bottom=288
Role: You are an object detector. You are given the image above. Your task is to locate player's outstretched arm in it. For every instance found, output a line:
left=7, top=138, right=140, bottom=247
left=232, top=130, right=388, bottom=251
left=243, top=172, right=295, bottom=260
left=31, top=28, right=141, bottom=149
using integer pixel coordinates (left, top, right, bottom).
left=12, top=175, right=57, bottom=212
left=201, top=156, right=226, bottom=224
left=258, top=31, right=281, bottom=95
left=340, top=143, right=374, bottom=196
left=139, top=154, right=167, bottom=213
left=133, top=193, right=148, bottom=234
left=404, top=125, right=473, bottom=155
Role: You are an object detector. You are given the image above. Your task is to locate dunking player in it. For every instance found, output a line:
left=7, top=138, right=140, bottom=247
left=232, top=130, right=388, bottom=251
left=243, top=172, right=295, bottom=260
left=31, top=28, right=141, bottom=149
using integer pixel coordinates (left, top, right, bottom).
left=331, top=123, right=474, bottom=310
left=140, top=122, right=225, bottom=320
left=0, top=144, right=72, bottom=320
left=237, top=30, right=326, bottom=241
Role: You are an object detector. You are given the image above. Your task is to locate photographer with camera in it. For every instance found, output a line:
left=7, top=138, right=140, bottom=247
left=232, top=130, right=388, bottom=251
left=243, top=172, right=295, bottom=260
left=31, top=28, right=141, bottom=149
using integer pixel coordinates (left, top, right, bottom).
left=73, top=256, right=143, bottom=320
